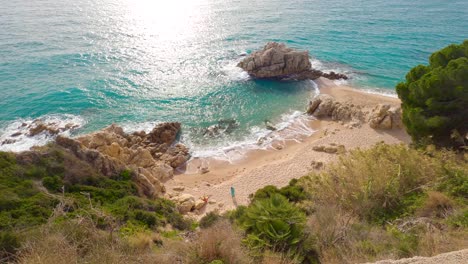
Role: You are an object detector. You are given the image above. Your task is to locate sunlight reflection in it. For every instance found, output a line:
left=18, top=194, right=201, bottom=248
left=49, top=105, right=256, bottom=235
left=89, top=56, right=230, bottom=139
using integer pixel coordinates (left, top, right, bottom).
left=123, top=0, right=208, bottom=41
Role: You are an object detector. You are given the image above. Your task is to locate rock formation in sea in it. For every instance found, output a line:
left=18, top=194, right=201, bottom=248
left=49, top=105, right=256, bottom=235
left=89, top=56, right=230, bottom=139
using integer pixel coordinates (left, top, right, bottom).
left=237, top=42, right=348, bottom=80
left=307, top=94, right=403, bottom=129
left=55, top=122, right=190, bottom=198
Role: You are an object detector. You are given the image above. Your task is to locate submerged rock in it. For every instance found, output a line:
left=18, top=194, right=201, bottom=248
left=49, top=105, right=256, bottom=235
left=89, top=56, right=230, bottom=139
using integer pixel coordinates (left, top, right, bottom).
left=203, top=119, right=239, bottom=137
left=237, top=42, right=348, bottom=81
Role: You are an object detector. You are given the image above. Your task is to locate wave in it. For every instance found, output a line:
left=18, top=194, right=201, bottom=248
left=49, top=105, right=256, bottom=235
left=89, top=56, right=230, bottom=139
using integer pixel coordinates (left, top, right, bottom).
left=185, top=103, right=318, bottom=164
left=0, top=114, right=85, bottom=152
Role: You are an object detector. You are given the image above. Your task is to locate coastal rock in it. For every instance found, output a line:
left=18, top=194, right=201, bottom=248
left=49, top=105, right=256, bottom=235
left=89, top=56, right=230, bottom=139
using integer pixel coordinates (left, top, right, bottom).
left=203, top=119, right=239, bottom=137
left=172, top=193, right=196, bottom=214
left=237, top=42, right=347, bottom=80
left=195, top=199, right=207, bottom=210
left=307, top=95, right=403, bottom=130
left=307, top=95, right=364, bottom=122
left=55, top=122, right=190, bottom=198
left=27, top=119, right=79, bottom=137
left=265, top=120, right=277, bottom=131
left=172, top=186, right=185, bottom=192
left=369, top=104, right=403, bottom=130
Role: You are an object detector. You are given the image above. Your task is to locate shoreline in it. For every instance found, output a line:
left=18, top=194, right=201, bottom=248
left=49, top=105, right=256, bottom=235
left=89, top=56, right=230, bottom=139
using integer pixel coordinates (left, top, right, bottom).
left=166, top=78, right=410, bottom=217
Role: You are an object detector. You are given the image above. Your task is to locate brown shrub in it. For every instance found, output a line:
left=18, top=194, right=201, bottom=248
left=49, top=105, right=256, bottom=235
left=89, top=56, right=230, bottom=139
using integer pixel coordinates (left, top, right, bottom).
left=418, top=191, right=454, bottom=218
left=300, top=144, right=444, bottom=222
left=191, top=220, right=250, bottom=264
left=17, top=233, right=78, bottom=264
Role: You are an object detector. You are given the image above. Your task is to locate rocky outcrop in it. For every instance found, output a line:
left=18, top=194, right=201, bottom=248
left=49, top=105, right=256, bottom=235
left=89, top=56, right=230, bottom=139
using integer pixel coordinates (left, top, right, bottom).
left=307, top=94, right=365, bottom=123
left=1, top=119, right=80, bottom=147
left=237, top=42, right=347, bottom=81
left=55, top=122, right=190, bottom=198
left=307, top=95, right=403, bottom=130
left=369, top=104, right=403, bottom=130
left=167, top=193, right=208, bottom=214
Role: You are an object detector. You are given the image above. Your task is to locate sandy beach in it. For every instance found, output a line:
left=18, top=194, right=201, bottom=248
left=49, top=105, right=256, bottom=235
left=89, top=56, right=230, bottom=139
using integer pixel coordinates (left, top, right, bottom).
left=166, top=78, right=411, bottom=216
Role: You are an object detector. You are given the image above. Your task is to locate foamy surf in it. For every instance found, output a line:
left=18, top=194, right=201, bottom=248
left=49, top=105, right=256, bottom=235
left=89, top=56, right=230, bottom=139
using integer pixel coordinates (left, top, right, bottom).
left=0, top=114, right=85, bottom=152
left=186, top=110, right=317, bottom=164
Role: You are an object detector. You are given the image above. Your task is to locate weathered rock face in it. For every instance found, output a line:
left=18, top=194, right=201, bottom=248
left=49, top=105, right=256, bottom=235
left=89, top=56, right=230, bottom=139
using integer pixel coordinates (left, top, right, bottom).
left=369, top=104, right=403, bottom=130
left=307, top=95, right=403, bottom=130
left=55, top=122, right=190, bottom=198
left=237, top=42, right=348, bottom=81
left=307, top=94, right=365, bottom=123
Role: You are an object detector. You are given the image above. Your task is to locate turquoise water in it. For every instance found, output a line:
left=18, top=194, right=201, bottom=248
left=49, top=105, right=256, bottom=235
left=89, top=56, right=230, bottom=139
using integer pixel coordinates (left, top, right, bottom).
left=1, top=0, right=467, bottom=154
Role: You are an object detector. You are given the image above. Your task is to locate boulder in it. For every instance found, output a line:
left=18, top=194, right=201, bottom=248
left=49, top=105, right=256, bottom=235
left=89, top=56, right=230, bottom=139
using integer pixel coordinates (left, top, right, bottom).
left=148, top=122, right=181, bottom=144
left=238, top=42, right=347, bottom=80
left=308, top=95, right=364, bottom=122
left=369, top=104, right=403, bottom=130
left=194, top=199, right=207, bottom=210
left=172, top=186, right=185, bottom=192
left=173, top=194, right=196, bottom=214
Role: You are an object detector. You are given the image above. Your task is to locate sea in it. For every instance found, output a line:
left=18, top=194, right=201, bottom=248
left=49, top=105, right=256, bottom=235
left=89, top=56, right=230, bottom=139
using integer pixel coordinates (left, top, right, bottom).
left=1, top=0, right=467, bottom=160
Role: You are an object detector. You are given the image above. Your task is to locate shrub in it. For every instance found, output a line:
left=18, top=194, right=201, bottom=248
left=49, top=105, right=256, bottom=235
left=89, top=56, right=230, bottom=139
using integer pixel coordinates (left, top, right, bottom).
left=396, top=40, right=468, bottom=148
left=200, top=211, right=222, bottom=229
left=0, top=231, right=21, bottom=260
left=418, top=191, right=454, bottom=218
left=191, top=221, right=250, bottom=264
left=239, top=194, right=306, bottom=252
left=250, top=179, right=307, bottom=203
left=304, top=144, right=448, bottom=223
left=42, top=176, right=64, bottom=192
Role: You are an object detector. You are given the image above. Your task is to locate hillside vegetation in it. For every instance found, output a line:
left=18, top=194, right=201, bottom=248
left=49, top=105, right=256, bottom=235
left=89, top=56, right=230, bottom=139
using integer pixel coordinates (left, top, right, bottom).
left=1, top=143, right=466, bottom=264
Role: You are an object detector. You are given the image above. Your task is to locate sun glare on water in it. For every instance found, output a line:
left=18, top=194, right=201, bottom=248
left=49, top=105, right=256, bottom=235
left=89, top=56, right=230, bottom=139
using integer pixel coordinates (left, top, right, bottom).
left=123, top=0, right=208, bottom=41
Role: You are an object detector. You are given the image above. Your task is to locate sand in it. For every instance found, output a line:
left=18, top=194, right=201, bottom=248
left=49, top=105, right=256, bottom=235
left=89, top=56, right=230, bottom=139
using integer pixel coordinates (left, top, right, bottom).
left=364, top=249, right=468, bottom=264
left=165, top=78, right=411, bottom=216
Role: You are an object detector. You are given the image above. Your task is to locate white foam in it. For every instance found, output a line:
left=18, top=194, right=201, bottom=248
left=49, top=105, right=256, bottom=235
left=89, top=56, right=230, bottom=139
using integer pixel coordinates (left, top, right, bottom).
left=222, top=61, right=251, bottom=81
left=0, top=114, right=85, bottom=152
left=362, top=87, right=398, bottom=98
left=310, top=57, right=356, bottom=86
left=121, top=121, right=161, bottom=134
left=186, top=110, right=316, bottom=164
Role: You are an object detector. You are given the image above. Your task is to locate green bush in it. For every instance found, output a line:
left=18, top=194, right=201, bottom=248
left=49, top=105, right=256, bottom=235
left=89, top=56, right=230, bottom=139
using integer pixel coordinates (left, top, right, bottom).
left=42, top=175, right=64, bottom=191
left=250, top=179, right=307, bottom=203
left=200, top=211, right=221, bottom=229
left=239, top=194, right=306, bottom=252
left=396, top=40, right=468, bottom=148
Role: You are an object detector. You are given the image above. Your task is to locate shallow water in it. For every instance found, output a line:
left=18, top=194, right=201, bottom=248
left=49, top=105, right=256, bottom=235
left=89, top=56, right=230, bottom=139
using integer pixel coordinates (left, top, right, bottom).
left=1, top=0, right=467, bottom=154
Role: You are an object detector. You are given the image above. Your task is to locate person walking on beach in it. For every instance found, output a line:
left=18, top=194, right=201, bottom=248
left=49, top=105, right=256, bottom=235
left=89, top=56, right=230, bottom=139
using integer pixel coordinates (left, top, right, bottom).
left=230, top=186, right=237, bottom=207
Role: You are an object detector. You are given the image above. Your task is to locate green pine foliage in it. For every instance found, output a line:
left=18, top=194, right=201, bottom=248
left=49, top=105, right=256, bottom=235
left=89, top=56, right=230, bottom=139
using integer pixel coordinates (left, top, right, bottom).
left=396, top=40, right=468, bottom=148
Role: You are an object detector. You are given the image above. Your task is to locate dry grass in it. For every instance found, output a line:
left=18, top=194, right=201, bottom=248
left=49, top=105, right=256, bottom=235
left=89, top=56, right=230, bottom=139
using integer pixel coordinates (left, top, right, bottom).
left=260, top=251, right=301, bottom=264
left=190, top=220, right=250, bottom=264
left=300, top=144, right=465, bottom=223
left=298, top=144, right=468, bottom=263
left=417, top=191, right=454, bottom=218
